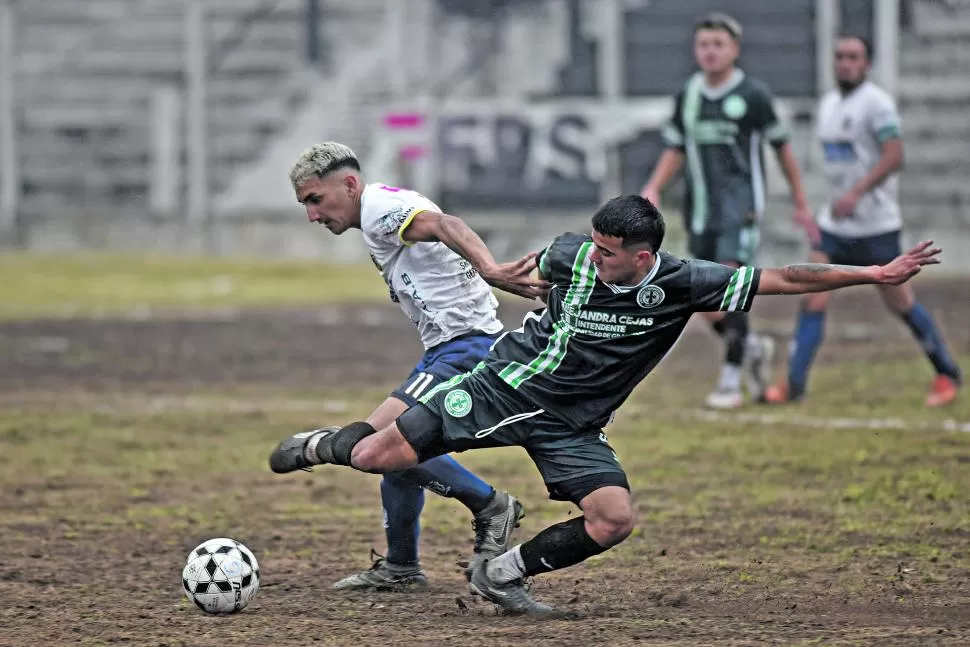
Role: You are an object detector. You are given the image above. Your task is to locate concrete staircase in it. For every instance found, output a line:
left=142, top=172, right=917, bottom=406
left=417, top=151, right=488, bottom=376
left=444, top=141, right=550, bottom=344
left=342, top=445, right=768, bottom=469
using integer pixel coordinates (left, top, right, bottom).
left=897, top=0, right=970, bottom=251
left=216, top=0, right=571, bottom=213
left=16, top=0, right=309, bottom=215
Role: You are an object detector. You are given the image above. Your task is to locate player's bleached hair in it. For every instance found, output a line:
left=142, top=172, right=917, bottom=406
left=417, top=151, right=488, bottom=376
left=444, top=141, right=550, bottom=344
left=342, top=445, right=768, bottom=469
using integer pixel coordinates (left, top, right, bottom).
left=591, top=195, right=666, bottom=252
left=289, top=142, right=362, bottom=190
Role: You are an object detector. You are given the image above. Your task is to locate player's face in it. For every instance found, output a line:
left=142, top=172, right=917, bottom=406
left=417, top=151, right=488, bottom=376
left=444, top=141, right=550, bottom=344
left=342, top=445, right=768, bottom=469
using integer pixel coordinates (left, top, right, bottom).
left=296, top=173, right=360, bottom=234
left=694, top=28, right=739, bottom=76
left=834, top=38, right=869, bottom=88
left=590, top=230, right=653, bottom=286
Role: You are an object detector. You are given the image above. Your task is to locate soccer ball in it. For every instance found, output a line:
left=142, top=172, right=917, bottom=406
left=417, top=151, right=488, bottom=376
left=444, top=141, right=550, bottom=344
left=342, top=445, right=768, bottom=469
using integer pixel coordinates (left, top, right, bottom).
left=182, top=537, right=260, bottom=614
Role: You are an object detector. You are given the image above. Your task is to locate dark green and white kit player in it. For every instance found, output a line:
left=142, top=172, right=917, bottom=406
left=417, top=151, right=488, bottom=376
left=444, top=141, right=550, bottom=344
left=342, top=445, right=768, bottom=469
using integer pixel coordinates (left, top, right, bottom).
left=642, top=12, right=818, bottom=409
left=268, top=194, right=941, bottom=615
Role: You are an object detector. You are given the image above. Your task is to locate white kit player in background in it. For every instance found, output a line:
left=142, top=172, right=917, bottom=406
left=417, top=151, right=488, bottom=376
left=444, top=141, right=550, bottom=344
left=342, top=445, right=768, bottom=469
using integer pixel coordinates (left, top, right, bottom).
left=274, top=142, right=547, bottom=591
left=762, top=35, right=961, bottom=407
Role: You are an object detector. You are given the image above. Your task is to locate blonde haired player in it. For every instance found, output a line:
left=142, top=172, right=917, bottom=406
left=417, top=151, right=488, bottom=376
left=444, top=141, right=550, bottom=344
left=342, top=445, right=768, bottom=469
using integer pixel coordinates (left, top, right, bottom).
left=280, top=142, right=547, bottom=590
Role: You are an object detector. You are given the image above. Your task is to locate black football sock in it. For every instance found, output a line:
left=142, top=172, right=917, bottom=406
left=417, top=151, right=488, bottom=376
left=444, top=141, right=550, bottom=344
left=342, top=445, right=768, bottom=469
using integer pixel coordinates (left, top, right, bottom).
left=486, top=517, right=607, bottom=584
left=720, top=312, right=749, bottom=366
left=308, top=421, right=377, bottom=466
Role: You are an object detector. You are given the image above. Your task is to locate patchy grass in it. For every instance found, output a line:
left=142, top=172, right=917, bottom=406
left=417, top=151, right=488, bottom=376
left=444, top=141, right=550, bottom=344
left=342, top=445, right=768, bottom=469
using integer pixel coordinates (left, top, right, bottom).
left=1, top=256, right=968, bottom=644
left=0, top=253, right=386, bottom=319
left=2, top=364, right=970, bottom=645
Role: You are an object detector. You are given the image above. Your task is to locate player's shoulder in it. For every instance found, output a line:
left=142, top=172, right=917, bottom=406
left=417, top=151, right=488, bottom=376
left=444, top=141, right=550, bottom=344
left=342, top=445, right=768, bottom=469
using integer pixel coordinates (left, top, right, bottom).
left=653, top=251, right=691, bottom=283
left=859, top=81, right=896, bottom=109
left=538, top=232, right=592, bottom=276
left=360, top=183, right=437, bottom=236
left=675, top=72, right=704, bottom=95
left=818, top=88, right=841, bottom=108
left=737, top=72, right=774, bottom=100
left=666, top=255, right=736, bottom=287
left=552, top=231, right=592, bottom=250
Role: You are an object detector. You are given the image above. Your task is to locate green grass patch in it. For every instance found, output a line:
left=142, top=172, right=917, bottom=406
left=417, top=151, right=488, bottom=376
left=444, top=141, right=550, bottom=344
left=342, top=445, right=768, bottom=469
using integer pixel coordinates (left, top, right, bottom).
left=0, top=253, right=387, bottom=319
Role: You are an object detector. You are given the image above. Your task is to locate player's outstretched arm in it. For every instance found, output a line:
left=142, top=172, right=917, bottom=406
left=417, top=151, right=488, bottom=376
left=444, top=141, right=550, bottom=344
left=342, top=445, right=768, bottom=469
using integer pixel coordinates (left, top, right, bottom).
left=757, top=241, right=941, bottom=295
left=401, top=210, right=550, bottom=300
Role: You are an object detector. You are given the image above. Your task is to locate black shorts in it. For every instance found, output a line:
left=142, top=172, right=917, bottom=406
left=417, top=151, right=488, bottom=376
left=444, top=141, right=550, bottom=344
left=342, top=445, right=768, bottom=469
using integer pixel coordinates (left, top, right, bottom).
left=814, top=229, right=901, bottom=266
left=689, top=224, right=760, bottom=265
left=395, top=368, right=629, bottom=504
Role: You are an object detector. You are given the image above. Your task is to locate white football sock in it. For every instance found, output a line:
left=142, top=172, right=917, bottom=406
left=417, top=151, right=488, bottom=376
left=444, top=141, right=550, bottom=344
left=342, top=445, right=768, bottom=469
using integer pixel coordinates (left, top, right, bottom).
left=303, top=431, right=328, bottom=465
left=486, top=545, right=526, bottom=584
left=717, top=363, right=742, bottom=391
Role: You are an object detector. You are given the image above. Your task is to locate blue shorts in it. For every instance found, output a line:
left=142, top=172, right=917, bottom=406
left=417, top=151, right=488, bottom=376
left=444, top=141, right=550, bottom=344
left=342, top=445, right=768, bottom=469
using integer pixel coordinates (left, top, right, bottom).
left=815, top=230, right=901, bottom=266
left=391, top=331, right=502, bottom=406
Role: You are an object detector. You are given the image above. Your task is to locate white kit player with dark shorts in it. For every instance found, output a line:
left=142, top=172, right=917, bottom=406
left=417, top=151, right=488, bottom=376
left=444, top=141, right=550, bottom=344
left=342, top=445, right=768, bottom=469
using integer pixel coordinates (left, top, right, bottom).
left=762, top=35, right=961, bottom=407
left=273, top=142, right=543, bottom=592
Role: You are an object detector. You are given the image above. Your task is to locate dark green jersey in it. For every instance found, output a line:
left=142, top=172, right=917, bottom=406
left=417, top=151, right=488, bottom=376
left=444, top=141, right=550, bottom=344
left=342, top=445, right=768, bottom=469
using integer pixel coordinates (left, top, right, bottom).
left=663, top=70, right=789, bottom=236
left=485, top=233, right=762, bottom=429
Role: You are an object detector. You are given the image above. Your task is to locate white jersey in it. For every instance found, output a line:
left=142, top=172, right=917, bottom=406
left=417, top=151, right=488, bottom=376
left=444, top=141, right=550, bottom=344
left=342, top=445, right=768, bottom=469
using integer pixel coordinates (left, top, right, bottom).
left=359, top=182, right=503, bottom=350
left=815, top=81, right=903, bottom=238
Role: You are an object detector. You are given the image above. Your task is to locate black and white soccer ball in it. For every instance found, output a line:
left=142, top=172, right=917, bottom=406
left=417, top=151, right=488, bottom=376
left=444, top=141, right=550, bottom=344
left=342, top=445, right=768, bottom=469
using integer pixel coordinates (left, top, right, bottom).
left=182, top=537, right=260, bottom=614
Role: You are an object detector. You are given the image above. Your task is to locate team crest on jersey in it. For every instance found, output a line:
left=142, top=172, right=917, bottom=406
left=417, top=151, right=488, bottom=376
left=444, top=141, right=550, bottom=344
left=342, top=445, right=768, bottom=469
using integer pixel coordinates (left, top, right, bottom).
left=722, top=94, right=747, bottom=120
left=636, top=285, right=665, bottom=309
left=444, top=389, right=472, bottom=418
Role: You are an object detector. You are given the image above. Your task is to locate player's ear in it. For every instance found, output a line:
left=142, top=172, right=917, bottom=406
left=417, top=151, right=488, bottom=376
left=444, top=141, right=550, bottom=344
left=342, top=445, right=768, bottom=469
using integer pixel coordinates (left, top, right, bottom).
left=343, top=172, right=359, bottom=195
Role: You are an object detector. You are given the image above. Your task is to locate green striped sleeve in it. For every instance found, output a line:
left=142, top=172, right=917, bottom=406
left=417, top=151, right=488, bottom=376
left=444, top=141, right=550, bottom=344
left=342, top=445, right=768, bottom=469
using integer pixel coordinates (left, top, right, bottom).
left=719, top=267, right=757, bottom=312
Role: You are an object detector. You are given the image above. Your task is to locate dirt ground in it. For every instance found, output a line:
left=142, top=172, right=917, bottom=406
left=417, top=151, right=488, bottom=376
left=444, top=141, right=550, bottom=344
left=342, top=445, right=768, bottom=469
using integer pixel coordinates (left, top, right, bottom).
left=1, top=278, right=969, bottom=646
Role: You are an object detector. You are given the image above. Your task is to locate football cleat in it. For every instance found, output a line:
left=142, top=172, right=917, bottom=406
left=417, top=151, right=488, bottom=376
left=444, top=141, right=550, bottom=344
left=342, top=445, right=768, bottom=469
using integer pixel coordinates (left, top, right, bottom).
left=465, top=491, right=525, bottom=580
left=468, top=560, right=555, bottom=616
left=268, top=426, right=340, bottom=473
left=332, top=549, right=428, bottom=592
left=926, top=375, right=960, bottom=408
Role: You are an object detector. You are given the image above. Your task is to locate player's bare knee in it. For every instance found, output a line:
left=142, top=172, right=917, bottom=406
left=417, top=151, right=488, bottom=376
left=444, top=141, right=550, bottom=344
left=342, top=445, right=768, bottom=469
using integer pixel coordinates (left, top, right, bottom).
left=584, top=503, right=635, bottom=546
left=587, top=511, right=634, bottom=546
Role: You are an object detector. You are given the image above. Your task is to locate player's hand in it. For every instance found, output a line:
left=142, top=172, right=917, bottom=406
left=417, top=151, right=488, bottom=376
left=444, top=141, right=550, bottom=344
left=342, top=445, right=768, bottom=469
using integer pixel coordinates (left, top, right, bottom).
left=481, top=252, right=551, bottom=300
left=876, top=240, right=941, bottom=284
left=792, top=203, right=820, bottom=246
left=831, top=190, right=860, bottom=219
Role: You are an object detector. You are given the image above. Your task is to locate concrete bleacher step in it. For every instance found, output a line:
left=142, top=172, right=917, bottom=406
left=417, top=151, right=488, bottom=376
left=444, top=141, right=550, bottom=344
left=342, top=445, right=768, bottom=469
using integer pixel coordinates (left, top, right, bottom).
left=899, top=42, right=970, bottom=73
left=75, top=48, right=297, bottom=76
left=18, top=0, right=131, bottom=21
left=903, top=173, right=970, bottom=195
left=912, top=0, right=970, bottom=39
left=899, top=139, right=970, bottom=165
left=897, top=77, right=970, bottom=103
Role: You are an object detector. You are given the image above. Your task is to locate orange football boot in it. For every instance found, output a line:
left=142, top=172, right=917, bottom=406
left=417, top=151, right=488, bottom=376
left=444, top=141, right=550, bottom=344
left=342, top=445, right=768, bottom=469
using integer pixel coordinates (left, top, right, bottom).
left=761, top=381, right=792, bottom=404
left=926, top=375, right=960, bottom=408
